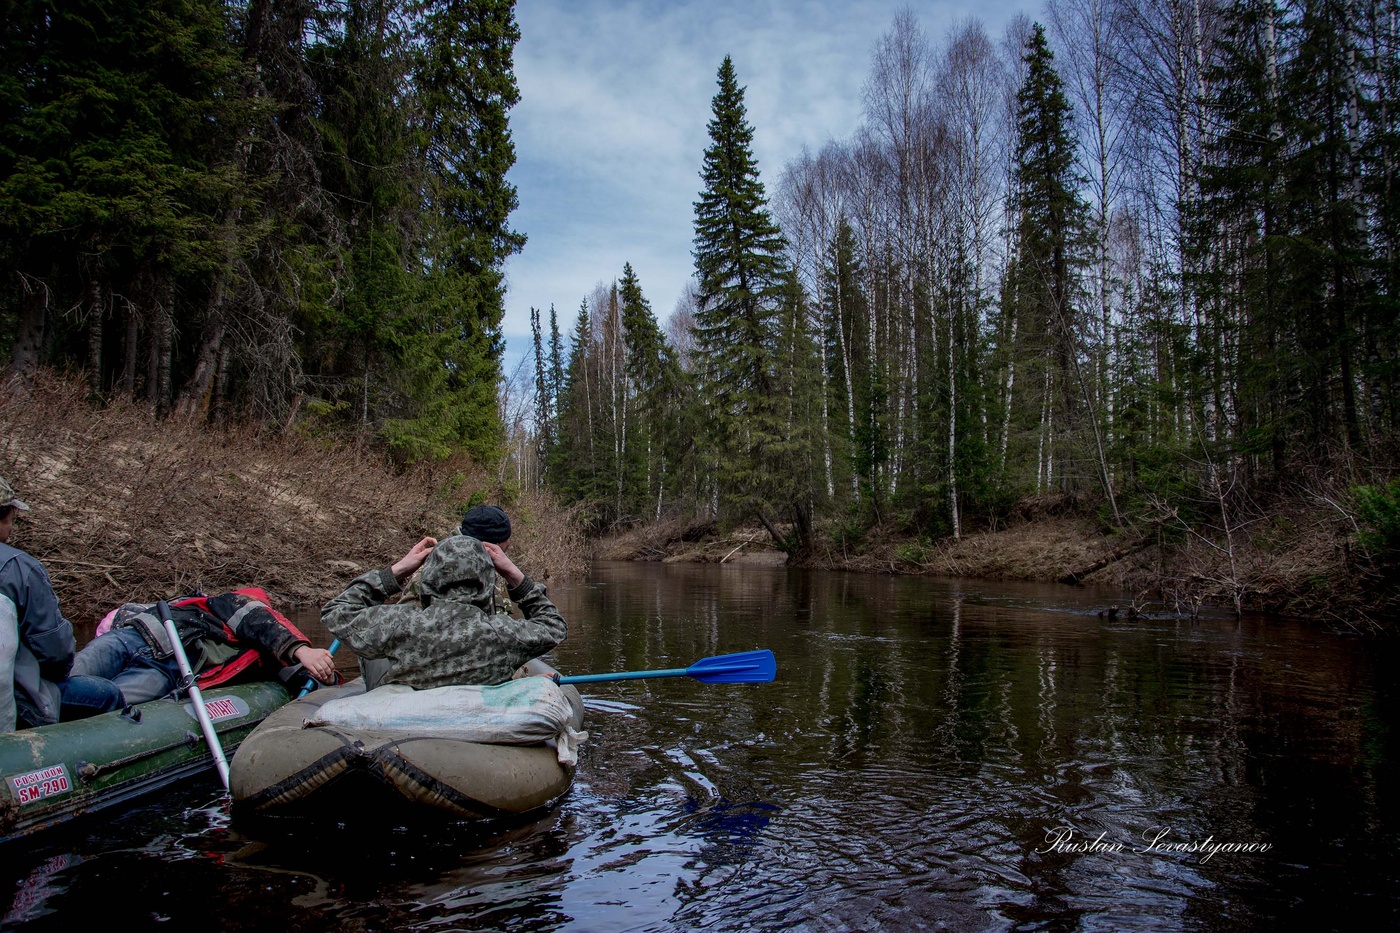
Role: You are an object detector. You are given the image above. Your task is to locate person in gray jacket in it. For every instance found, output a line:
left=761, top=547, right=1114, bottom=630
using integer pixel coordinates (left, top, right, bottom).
left=1, top=477, right=125, bottom=730
left=322, top=532, right=566, bottom=691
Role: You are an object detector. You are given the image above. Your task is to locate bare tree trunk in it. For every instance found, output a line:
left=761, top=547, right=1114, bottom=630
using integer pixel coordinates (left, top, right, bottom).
left=174, top=313, right=226, bottom=420
left=8, top=275, right=48, bottom=376
left=948, top=292, right=960, bottom=539
left=120, top=299, right=139, bottom=397
left=174, top=209, right=237, bottom=419
left=1061, top=305, right=1124, bottom=525
left=149, top=299, right=173, bottom=418
left=85, top=278, right=103, bottom=397
left=1000, top=307, right=1017, bottom=472
left=212, top=343, right=234, bottom=422
left=838, top=276, right=858, bottom=499
left=1038, top=362, right=1054, bottom=490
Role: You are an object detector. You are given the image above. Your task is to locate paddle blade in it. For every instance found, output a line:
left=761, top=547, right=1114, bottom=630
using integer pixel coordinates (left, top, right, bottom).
left=685, top=649, right=776, bottom=684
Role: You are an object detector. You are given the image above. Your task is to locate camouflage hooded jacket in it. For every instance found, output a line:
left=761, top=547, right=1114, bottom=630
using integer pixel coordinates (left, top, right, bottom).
left=321, top=534, right=566, bottom=689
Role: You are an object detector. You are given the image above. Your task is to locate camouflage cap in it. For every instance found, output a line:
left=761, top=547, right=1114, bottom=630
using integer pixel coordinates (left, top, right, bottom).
left=0, top=476, right=29, bottom=512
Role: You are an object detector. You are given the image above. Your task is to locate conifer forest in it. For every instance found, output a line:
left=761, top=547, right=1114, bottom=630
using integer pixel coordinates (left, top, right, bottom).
left=4, top=1, right=1400, bottom=560
left=2, top=0, right=521, bottom=462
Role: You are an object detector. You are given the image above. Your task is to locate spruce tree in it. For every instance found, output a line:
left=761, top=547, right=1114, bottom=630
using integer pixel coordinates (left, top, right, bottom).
left=1195, top=0, right=1305, bottom=475
left=307, top=0, right=416, bottom=440
left=548, top=303, right=564, bottom=424
left=620, top=262, right=682, bottom=519
left=531, top=305, right=553, bottom=479
left=549, top=299, right=607, bottom=522
left=397, top=0, right=526, bottom=461
left=691, top=56, right=806, bottom=545
left=1007, top=24, right=1089, bottom=492
left=1278, top=0, right=1367, bottom=453
left=0, top=0, right=241, bottom=390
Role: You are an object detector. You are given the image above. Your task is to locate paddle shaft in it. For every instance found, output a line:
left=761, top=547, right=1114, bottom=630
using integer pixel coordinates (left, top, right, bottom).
left=555, top=649, right=776, bottom=685
left=158, top=603, right=231, bottom=791
left=558, top=668, right=689, bottom=685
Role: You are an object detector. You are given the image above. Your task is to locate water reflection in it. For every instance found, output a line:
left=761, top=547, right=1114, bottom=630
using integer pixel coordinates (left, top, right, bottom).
left=3, top=561, right=1396, bottom=932
left=540, top=563, right=1397, bottom=931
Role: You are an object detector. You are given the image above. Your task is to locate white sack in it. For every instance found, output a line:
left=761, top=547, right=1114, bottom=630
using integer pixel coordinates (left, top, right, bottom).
left=305, top=676, right=588, bottom=763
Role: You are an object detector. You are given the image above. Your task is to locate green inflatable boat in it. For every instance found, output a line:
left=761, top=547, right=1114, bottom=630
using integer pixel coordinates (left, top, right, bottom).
left=0, top=680, right=292, bottom=845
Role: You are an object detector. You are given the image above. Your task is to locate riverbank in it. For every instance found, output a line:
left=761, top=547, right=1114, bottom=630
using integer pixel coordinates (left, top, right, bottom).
left=3, top=371, right=1389, bottom=635
left=0, top=372, right=584, bottom=634
left=591, top=493, right=1387, bottom=632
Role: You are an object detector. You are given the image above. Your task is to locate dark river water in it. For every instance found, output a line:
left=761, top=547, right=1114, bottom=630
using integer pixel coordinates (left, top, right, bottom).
left=3, top=561, right=1397, bottom=931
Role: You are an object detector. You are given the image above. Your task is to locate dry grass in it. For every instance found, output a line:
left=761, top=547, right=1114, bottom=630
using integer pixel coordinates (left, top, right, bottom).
left=0, top=371, right=587, bottom=631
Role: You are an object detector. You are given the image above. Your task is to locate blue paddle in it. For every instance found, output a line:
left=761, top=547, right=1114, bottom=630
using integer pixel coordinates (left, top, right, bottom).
left=555, top=649, right=776, bottom=685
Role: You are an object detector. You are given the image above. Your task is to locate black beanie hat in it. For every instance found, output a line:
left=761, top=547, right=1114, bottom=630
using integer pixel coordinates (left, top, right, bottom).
left=460, top=504, right=511, bottom=543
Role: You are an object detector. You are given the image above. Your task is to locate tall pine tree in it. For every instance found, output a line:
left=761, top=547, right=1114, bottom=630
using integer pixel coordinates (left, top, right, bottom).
left=692, top=56, right=809, bottom=548
left=620, top=262, right=682, bottom=520
left=1005, top=24, right=1090, bottom=494
left=391, top=0, right=525, bottom=461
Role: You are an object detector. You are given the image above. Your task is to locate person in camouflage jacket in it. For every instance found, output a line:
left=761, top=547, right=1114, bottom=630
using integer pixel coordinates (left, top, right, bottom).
left=403, top=504, right=519, bottom=615
left=322, top=533, right=566, bottom=690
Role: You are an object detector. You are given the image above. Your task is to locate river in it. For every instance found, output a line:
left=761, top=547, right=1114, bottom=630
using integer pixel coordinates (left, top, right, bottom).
left=3, top=561, right=1397, bottom=931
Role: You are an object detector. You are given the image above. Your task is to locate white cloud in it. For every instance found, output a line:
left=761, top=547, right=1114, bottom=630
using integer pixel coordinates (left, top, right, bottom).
left=500, top=0, right=1043, bottom=375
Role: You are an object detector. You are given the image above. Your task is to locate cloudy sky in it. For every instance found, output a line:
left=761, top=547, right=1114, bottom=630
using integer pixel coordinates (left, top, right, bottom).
left=499, top=0, right=1045, bottom=380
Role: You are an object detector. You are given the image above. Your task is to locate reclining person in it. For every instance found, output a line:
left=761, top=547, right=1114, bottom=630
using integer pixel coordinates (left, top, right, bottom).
left=323, top=533, right=566, bottom=691
left=67, top=588, right=338, bottom=710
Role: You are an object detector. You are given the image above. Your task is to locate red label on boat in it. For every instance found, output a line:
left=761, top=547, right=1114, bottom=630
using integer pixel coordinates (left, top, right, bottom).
left=187, top=696, right=248, bottom=722
left=8, top=764, right=72, bottom=805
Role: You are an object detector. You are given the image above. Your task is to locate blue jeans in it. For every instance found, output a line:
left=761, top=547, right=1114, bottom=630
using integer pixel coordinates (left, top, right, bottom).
left=70, top=625, right=183, bottom=705
left=57, top=674, right=126, bottom=721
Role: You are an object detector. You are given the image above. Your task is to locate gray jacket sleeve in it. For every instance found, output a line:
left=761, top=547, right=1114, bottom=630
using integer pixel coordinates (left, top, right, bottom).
left=320, top=567, right=406, bottom=661
left=1, top=552, right=75, bottom=682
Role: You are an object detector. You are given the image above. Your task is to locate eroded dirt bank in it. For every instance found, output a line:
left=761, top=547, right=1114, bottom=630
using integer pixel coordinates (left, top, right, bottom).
left=0, top=373, right=584, bottom=634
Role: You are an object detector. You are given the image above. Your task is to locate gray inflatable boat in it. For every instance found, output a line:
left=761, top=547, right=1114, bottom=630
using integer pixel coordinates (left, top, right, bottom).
left=227, top=659, right=585, bottom=822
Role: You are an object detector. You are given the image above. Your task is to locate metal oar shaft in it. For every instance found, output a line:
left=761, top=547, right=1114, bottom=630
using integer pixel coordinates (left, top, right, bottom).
left=159, top=604, right=230, bottom=791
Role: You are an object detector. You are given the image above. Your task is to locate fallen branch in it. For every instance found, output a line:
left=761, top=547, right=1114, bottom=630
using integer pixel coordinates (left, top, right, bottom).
left=1058, top=538, right=1153, bottom=585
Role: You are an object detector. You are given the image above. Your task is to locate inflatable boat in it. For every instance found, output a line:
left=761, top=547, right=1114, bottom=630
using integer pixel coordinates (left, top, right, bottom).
left=228, top=659, right=586, bottom=823
left=0, top=680, right=292, bottom=845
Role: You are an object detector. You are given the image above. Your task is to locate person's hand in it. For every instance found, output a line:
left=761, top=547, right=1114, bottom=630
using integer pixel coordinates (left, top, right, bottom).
left=293, top=645, right=337, bottom=683
left=391, top=536, right=438, bottom=582
left=482, top=540, right=525, bottom=589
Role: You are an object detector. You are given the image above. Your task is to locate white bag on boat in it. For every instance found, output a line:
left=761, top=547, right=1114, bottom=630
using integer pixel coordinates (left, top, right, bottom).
left=304, top=676, right=589, bottom=764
